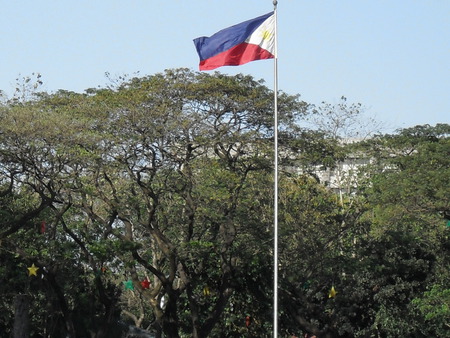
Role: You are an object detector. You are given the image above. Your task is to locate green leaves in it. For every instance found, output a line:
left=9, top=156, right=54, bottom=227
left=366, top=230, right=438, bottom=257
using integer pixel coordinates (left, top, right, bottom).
left=1, top=68, right=449, bottom=337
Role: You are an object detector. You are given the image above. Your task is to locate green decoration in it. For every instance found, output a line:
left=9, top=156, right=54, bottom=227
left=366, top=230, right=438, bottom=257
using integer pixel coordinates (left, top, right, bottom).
left=123, top=280, right=134, bottom=290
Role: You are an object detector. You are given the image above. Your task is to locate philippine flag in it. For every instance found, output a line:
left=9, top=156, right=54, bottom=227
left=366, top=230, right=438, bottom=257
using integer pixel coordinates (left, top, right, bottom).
left=193, top=12, right=275, bottom=71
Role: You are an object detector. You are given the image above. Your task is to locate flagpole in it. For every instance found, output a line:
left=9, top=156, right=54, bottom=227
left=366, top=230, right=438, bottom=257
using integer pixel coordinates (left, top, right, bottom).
left=273, top=1, right=279, bottom=337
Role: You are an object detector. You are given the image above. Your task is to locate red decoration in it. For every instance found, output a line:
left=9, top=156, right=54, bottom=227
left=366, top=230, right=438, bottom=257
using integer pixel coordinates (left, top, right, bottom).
left=40, top=221, right=46, bottom=234
left=140, top=278, right=150, bottom=289
left=245, top=315, right=251, bottom=327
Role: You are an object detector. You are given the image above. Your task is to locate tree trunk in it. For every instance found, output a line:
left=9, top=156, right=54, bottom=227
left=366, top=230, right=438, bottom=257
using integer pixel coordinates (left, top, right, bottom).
left=160, top=291, right=180, bottom=338
left=13, top=294, right=30, bottom=338
left=46, top=272, right=76, bottom=338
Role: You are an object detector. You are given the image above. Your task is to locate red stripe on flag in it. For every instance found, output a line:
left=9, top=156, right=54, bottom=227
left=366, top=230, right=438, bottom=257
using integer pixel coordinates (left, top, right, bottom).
left=199, top=43, right=274, bottom=71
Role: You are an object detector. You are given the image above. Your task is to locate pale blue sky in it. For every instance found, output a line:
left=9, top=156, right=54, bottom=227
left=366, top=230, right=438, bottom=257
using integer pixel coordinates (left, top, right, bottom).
left=1, top=0, right=449, bottom=131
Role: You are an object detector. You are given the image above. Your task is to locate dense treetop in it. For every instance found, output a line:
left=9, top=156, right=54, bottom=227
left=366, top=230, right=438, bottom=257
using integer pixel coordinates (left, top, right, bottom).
left=0, top=69, right=449, bottom=337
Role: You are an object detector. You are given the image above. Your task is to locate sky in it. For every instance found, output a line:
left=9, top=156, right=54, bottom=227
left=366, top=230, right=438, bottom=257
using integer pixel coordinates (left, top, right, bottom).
left=1, top=0, right=449, bottom=132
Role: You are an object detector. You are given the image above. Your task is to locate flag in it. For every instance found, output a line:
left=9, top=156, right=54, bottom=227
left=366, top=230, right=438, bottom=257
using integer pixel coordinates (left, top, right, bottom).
left=193, top=12, right=275, bottom=71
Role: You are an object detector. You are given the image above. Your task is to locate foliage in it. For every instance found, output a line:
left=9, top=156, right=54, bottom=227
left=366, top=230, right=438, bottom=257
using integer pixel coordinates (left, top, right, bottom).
left=0, top=69, right=449, bottom=337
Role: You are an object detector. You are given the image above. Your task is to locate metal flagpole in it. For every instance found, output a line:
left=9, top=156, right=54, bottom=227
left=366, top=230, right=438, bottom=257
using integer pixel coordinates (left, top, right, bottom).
left=272, top=1, right=279, bottom=337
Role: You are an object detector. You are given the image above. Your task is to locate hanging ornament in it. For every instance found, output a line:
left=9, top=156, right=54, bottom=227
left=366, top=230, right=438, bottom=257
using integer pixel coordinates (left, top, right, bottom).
left=101, top=266, right=107, bottom=274
left=245, top=315, right=252, bottom=327
left=40, top=221, right=46, bottom=234
left=123, top=280, right=134, bottom=290
left=140, top=278, right=150, bottom=289
left=27, top=263, right=39, bottom=277
left=302, top=280, right=311, bottom=290
left=328, top=286, right=337, bottom=298
left=203, top=286, right=210, bottom=296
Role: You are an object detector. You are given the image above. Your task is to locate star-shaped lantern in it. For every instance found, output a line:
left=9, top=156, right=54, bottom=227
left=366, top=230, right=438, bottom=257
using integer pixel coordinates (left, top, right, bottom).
left=329, top=286, right=337, bottom=298
left=245, top=315, right=252, bottom=327
left=40, top=221, right=46, bottom=234
left=140, top=278, right=150, bottom=289
left=28, top=263, right=39, bottom=277
left=123, top=280, right=134, bottom=290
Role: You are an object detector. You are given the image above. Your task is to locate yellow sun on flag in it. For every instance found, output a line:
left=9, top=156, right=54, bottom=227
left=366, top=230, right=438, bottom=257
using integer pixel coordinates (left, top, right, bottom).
left=261, top=30, right=272, bottom=41
left=27, top=263, right=39, bottom=277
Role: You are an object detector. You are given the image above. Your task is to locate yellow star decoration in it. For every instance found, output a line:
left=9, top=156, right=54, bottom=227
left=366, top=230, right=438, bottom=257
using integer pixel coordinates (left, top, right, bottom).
left=329, top=286, right=337, bottom=298
left=27, top=263, right=39, bottom=277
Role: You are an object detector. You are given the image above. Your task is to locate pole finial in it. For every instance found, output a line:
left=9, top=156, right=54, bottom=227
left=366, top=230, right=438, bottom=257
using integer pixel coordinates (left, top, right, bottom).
left=273, top=0, right=278, bottom=8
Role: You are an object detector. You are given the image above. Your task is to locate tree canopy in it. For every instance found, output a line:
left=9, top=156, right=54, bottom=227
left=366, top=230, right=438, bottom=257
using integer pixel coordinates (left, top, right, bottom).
left=0, top=69, right=448, bottom=337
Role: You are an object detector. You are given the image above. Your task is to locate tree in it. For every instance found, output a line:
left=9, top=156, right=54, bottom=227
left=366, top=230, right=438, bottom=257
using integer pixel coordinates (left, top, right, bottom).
left=3, top=67, right=448, bottom=337
left=275, top=124, right=450, bottom=337
left=350, top=124, right=450, bottom=336
left=1, top=68, right=306, bottom=337
left=0, top=89, right=126, bottom=337
left=72, top=69, right=305, bottom=337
